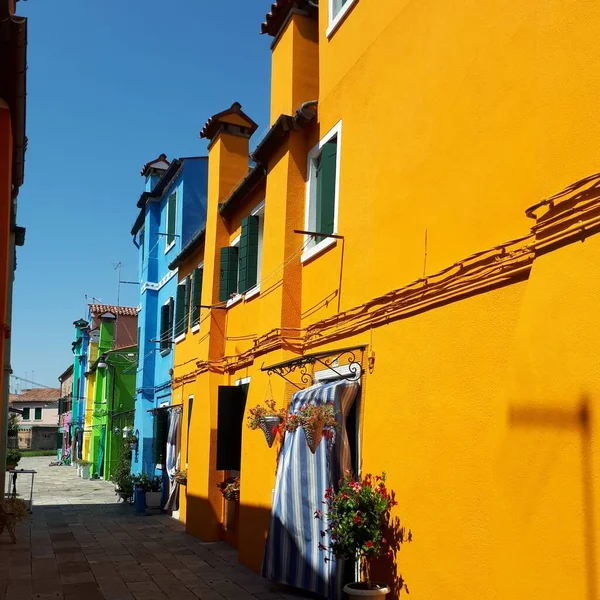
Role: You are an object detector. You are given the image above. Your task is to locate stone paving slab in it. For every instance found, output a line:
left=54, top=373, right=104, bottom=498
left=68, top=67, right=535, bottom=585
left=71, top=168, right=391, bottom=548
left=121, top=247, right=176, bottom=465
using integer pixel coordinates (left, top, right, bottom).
left=0, top=458, right=316, bottom=600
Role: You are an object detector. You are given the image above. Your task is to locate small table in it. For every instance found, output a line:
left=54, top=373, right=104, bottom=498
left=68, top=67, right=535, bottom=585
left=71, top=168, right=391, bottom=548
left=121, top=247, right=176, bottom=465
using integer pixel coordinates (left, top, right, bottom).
left=5, top=469, right=36, bottom=512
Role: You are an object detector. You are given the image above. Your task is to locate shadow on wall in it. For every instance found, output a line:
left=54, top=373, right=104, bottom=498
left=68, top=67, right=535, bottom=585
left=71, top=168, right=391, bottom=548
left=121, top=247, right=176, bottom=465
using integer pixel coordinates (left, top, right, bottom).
left=509, top=396, right=596, bottom=600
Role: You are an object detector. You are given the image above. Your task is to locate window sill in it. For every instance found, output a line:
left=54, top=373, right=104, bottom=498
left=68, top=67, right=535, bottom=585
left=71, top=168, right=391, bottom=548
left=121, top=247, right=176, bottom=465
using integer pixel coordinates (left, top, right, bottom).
left=244, top=286, right=260, bottom=302
left=160, top=348, right=171, bottom=357
left=326, top=0, right=358, bottom=39
left=164, top=242, right=176, bottom=255
left=226, top=294, right=243, bottom=308
left=301, top=236, right=337, bottom=264
left=191, top=324, right=200, bottom=334
left=174, top=333, right=186, bottom=344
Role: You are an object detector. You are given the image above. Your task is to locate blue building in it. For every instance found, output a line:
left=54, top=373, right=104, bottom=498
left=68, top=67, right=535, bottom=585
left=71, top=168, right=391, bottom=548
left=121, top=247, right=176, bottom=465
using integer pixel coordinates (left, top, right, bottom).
left=70, top=318, right=89, bottom=461
left=130, top=154, right=208, bottom=475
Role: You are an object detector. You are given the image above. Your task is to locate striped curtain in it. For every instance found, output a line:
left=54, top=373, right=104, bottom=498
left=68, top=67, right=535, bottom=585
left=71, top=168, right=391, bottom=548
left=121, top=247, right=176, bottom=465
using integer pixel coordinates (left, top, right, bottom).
left=262, top=379, right=359, bottom=598
left=164, top=408, right=182, bottom=511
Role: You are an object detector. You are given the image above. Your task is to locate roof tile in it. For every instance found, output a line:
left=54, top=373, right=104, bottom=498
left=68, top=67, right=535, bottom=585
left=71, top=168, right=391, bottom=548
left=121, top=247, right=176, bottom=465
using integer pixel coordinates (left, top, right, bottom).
left=89, top=304, right=138, bottom=317
left=9, top=388, right=61, bottom=403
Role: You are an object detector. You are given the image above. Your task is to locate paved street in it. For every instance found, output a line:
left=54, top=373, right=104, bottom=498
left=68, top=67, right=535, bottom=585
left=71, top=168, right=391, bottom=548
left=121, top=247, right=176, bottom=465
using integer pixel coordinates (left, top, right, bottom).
left=0, top=458, right=311, bottom=600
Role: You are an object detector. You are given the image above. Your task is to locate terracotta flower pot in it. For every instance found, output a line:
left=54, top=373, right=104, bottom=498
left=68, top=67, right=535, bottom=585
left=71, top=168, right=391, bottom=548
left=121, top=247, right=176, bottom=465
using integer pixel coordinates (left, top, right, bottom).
left=259, top=416, right=281, bottom=448
left=343, top=583, right=390, bottom=598
left=224, top=499, right=237, bottom=531
left=303, top=417, right=325, bottom=454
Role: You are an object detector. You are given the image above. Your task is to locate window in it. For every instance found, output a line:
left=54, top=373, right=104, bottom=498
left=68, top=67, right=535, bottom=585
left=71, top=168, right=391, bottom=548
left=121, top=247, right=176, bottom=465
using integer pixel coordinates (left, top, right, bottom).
left=34, top=407, right=42, bottom=421
left=219, top=243, right=240, bottom=303
left=152, top=409, right=169, bottom=465
left=165, top=191, right=177, bottom=251
left=219, top=202, right=265, bottom=303
left=174, top=277, right=191, bottom=340
left=160, top=297, right=174, bottom=351
left=186, top=395, right=194, bottom=463
left=22, top=407, right=30, bottom=421
left=191, top=265, right=204, bottom=329
left=216, top=384, right=249, bottom=471
left=327, top=0, right=357, bottom=37
left=303, top=122, right=342, bottom=262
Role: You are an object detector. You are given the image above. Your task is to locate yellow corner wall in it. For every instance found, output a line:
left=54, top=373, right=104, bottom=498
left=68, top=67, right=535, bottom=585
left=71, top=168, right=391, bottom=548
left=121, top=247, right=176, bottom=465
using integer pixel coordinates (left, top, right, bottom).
left=310, top=0, right=600, bottom=321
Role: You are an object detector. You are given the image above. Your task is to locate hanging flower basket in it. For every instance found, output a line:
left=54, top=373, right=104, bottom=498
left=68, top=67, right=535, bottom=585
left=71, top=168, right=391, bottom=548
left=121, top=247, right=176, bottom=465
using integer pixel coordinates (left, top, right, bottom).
left=259, top=416, right=283, bottom=448
left=286, top=403, right=340, bottom=454
left=247, top=399, right=286, bottom=448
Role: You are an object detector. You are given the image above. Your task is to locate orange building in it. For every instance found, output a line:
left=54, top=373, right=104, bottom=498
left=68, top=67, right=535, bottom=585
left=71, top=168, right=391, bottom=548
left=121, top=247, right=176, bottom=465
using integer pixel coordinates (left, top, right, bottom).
left=170, top=1, right=600, bottom=598
left=0, top=0, right=27, bottom=497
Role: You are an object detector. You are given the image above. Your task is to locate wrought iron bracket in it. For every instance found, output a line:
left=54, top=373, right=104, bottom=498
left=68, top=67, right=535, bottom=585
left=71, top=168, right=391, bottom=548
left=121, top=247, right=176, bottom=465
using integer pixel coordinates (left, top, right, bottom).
left=261, top=345, right=366, bottom=390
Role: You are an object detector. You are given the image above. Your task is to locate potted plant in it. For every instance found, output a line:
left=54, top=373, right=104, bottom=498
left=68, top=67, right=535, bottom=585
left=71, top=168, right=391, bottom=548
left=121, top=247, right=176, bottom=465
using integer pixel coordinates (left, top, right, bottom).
left=1, top=497, right=31, bottom=542
left=135, top=473, right=162, bottom=509
left=6, top=448, right=21, bottom=471
left=285, top=403, right=339, bottom=453
left=111, top=445, right=134, bottom=503
left=316, top=471, right=409, bottom=598
left=174, top=469, right=187, bottom=486
left=217, top=476, right=240, bottom=531
left=78, top=460, right=92, bottom=479
left=247, top=399, right=286, bottom=448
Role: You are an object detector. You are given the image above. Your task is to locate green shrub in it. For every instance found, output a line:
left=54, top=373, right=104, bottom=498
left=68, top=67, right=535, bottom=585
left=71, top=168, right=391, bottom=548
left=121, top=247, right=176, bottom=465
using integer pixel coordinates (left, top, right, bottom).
left=6, top=448, right=21, bottom=467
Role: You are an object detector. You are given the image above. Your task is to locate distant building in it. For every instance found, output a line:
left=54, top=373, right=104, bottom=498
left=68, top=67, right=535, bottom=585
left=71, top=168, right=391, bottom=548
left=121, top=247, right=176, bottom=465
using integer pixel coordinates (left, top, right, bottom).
left=9, top=388, right=60, bottom=450
left=57, top=364, right=74, bottom=458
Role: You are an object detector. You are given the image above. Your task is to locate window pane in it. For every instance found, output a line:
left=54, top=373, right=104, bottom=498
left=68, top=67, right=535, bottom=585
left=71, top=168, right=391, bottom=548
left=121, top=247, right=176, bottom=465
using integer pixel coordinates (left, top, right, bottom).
left=167, top=193, right=177, bottom=246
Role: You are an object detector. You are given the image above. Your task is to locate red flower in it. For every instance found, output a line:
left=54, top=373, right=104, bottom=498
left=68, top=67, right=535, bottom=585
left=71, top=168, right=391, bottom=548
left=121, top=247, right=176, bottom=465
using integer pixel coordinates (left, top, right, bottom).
left=320, top=530, right=326, bottom=538
left=353, top=514, right=361, bottom=524
left=314, top=509, right=323, bottom=519
left=366, top=541, right=374, bottom=548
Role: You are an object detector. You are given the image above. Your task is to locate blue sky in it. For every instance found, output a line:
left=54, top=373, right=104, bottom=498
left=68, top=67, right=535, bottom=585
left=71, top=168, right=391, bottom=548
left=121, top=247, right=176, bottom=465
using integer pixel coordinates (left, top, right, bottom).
left=10, top=0, right=272, bottom=391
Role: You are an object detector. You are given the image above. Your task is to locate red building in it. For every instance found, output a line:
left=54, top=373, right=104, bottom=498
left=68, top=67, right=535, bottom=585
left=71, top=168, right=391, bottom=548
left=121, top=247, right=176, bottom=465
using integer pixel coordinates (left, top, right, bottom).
left=0, top=0, right=27, bottom=491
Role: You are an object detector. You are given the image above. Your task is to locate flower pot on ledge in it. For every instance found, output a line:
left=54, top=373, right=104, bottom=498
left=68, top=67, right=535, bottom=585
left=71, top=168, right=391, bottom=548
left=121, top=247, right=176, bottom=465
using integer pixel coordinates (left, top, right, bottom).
left=343, top=583, right=390, bottom=598
left=224, top=499, right=237, bottom=532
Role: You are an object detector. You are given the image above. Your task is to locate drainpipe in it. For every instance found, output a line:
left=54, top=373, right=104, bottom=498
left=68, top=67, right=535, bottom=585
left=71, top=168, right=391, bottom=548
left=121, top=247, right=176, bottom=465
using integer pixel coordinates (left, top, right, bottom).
left=0, top=226, right=16, bottom=501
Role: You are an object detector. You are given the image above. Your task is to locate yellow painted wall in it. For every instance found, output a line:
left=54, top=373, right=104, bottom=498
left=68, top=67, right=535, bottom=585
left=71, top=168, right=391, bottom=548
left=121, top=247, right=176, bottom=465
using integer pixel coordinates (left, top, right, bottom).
left=82, top=342, right=98, bottom=461
left=174, top=3, right=600, bottom=598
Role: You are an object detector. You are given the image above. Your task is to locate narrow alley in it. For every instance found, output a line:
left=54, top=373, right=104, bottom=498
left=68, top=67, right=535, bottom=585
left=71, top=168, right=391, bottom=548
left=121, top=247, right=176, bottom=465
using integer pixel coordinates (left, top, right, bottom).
left=0, top=458, right=310, bottom=600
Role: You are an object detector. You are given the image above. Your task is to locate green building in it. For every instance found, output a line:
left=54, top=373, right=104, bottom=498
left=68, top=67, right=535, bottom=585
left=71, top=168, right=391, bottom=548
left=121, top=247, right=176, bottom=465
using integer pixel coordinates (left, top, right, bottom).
left=84, top=306, right=138, bottom=480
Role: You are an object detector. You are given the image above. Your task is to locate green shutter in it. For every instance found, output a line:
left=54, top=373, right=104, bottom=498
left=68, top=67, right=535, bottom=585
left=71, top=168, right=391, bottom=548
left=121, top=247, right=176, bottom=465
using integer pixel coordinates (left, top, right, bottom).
left=23, top=407, right=30, bottom=420
left=35, top=407, right=42, bottom=420
left=219, top=246, right=239, bottom=302
left=175, top=283, right=186, bottom=338
left=316, top=138, right=337, bottom=243
left=160, top=304, right=170, bottom=350
left=167, top=192, right=177, bottom=246
left=184, top=277, right=191, bottom=333
left=56, top=431, right=64, bottom=451
left=238, top=216, right=259, bottom=293
left=191, top=267, right=203, bottom=327
left=168, top=297, right=174, bottom=342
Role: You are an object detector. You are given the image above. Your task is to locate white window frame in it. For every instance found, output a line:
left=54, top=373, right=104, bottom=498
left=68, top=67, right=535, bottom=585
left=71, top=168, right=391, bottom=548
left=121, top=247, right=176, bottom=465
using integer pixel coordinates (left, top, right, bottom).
left=226, top=234, right=243, bottom=307
left=191, top=261, right=204, bottom=333
left=301, top=121, right=342, bottom=264
left=244, top=200, right=265, bottom=302
left=327, top=0, right=358, bottom=38
left=235, top=377, right=251, bottom=386
left=164, top=191, right=177, bottom=254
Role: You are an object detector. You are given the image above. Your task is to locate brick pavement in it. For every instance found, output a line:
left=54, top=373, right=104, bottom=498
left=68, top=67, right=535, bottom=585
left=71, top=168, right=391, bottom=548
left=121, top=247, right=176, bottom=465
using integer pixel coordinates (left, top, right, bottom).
left=0, top=458, right=313, bottom=600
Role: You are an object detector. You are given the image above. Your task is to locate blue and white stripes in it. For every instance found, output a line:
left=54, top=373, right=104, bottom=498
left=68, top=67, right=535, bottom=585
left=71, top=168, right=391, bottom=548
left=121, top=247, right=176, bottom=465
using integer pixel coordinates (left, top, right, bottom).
left=262, top=379, right=359, bottom=598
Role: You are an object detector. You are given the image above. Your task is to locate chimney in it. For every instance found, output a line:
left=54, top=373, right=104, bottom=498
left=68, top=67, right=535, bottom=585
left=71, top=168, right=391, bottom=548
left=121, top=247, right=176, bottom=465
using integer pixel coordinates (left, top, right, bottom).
left=140, top=153, right=169, bottom=192
left=261, top=1, right=319, bottom=125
